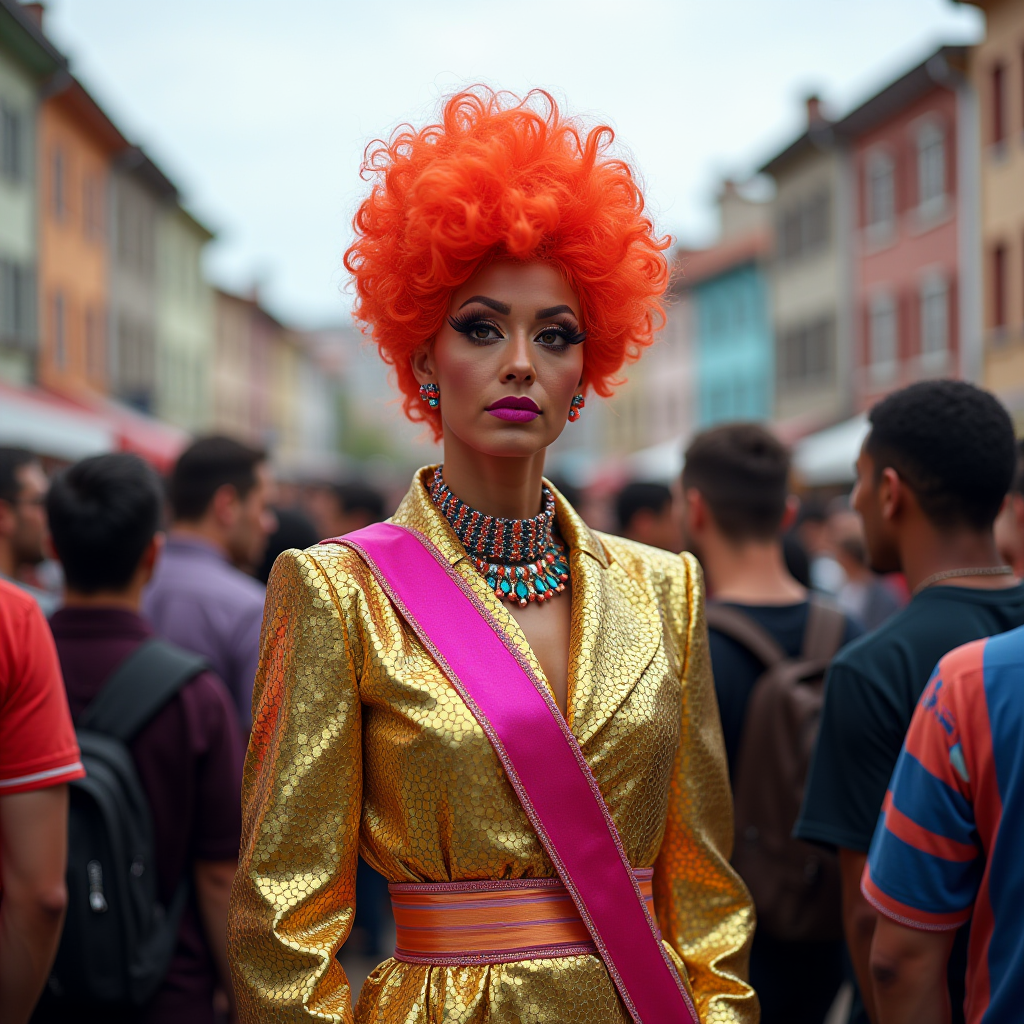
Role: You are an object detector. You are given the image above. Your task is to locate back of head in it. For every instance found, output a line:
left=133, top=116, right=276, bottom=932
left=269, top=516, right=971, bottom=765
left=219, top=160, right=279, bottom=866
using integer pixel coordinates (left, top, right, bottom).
left=866, top=380, right=1015, bottom=531
left=256, top=507, right=319, bottom=584
left=168, top=436, right=266, bottom=522
left=0, top=446, right=36, bottom=504
left=336, top=482, right=385, bottom=524
left=615, top=482, right=672, bottom=534
left=683, top=423, right=790, bottom=542
left=48, top=453, right=162, bottom=594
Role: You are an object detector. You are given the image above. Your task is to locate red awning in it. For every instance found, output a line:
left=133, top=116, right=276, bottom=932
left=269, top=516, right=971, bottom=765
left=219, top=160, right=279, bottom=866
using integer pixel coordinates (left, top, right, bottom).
left=54, top=391, right=190, bottom=473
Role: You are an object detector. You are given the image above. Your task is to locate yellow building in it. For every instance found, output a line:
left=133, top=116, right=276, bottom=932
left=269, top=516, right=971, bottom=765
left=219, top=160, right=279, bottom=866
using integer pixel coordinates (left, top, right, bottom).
left=970, top=0, right=1024, bottom=417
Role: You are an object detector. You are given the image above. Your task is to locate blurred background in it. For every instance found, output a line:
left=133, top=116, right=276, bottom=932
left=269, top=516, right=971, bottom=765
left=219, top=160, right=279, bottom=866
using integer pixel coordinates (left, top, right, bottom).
left=0, top=0, right=1021, bottom=523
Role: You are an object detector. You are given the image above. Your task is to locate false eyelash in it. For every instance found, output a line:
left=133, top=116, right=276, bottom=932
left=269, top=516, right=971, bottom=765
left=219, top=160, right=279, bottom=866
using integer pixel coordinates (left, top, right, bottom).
left=539, top=320, right=587, bottom=346
left=446, top=312, right=502, bottom=337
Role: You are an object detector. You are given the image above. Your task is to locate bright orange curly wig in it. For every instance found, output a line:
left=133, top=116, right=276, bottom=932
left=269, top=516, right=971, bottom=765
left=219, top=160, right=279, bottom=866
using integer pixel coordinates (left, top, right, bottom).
left=343, top=87, right=671, bottom=438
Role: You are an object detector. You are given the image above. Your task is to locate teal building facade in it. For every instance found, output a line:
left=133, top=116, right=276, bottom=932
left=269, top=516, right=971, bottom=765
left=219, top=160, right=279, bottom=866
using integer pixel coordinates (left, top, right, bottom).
left=693, top=259, right=773, bottom=427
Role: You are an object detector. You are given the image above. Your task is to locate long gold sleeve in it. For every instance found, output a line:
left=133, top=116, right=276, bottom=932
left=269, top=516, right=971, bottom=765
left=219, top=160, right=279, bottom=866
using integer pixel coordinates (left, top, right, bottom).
left=653, top=552, right=758, bottom=1024
left=228, top=548, right=363, bottom=1023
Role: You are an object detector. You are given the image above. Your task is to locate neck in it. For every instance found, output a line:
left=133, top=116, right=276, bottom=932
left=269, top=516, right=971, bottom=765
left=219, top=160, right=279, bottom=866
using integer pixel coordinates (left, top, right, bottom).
left=899, top=524, right=1010, bottom=594
left=63, top=588, right=141, bottom=612
left=170, top=520, right=228, bottom=556
left=438, top=433, right=547, bottom=520
left=701, top=535, right=806, bottom=605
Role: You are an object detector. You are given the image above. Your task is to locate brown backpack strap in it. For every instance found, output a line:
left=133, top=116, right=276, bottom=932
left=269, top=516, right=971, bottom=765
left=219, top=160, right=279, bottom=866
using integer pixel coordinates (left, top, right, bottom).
left=705, top=604, right=789, bottom=669
left=801, top=596, right=847, bottom=664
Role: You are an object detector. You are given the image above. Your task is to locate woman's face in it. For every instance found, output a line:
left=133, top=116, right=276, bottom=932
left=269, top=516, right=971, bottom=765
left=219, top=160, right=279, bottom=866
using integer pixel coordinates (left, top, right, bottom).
left=412, top=261, right=585, bottom=459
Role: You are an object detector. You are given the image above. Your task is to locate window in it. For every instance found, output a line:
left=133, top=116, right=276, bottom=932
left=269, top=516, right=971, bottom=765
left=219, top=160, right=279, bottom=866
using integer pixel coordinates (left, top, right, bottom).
left=993, top=244, right=1008, bottom=330
left=0, top=260, right=35, bottom=346
left=1, top=104, right=22, bottom=182
left=779, top=316, right=834, bottom=387
left=85, top=307, right=105, bottom=379
left=869, top=294, right=898, bottom=382
left=83, top=175, right=104, bottom=240
left=866, top=153, right=895, bottom=234
left=53, top=292, right=66, bottom=369
left=920, top=276, right=949, bottom=369
left=916, top=122, right=945, bottom=213
left=991, top=62, right=1006, bottom=146
left=52, top=147, right=66, bottom=220
left=778, top=190, right=831, bottom=262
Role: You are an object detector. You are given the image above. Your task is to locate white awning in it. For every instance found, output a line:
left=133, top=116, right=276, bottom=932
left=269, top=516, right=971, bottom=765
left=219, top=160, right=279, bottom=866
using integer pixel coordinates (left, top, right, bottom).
left=0, top=383, right=114, bottom=461
left=792, top=413, right=869, bottom=487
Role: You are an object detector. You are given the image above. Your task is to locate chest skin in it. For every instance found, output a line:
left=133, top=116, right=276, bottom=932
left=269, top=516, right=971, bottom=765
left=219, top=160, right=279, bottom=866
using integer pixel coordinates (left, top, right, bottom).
left=507, top=578, right=573, bottom=715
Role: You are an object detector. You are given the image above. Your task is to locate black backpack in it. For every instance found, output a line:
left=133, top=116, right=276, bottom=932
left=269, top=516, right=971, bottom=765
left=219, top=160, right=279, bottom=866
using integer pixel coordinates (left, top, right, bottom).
left=38, top=639, right=207, bottom=1013
left=705, top=597, right=846, bottom=942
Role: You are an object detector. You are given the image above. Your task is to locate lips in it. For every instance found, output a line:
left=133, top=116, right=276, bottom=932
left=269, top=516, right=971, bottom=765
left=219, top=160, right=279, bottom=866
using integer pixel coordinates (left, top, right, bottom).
left=486, top=395, right=541, bottom=423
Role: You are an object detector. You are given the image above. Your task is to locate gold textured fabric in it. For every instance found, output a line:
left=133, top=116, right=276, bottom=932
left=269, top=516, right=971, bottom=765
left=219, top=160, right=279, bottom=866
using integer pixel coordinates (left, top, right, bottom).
left=229, top=467, right=757, bottom=1023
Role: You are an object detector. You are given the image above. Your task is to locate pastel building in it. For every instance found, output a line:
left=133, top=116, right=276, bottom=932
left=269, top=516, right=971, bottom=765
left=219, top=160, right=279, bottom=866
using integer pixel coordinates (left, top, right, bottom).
left=156, top=205, right=214, bottom=433
left=108, top=149, right=178, bottom=411
left=37, top=74, right=127, bottom=396
left=965, top=0, right=1024, bottom=418
left=682, top=181, right=773, bottom=428
left=760, top=97, right=855, bottom=434
left=0, top=0, right=62, bottom=384
left=835, top=46, right=973, bottom=411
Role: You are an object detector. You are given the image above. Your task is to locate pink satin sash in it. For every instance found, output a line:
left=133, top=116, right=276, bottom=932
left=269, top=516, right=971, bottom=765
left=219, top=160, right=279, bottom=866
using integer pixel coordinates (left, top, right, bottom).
left=333, top=522, right=697, bottom=1024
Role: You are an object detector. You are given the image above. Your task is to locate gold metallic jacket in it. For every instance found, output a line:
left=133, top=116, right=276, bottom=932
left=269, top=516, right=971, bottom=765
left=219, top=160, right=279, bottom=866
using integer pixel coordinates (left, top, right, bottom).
left=229, top=468, right=757, bottom=1023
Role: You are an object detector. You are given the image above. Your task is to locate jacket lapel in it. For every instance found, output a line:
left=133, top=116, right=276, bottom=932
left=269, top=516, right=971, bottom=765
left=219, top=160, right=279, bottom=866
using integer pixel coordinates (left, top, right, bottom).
left=553, top=491, right=663, bottom=748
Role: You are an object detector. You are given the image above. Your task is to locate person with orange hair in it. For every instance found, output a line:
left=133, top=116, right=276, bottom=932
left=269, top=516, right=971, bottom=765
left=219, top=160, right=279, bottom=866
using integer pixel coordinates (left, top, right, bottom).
left=228, top=88, right=756, bottom=1024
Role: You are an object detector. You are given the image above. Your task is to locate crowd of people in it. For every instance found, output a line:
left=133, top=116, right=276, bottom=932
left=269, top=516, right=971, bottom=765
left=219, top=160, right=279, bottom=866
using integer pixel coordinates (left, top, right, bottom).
left=1, top=376, right=1024, bottom=1023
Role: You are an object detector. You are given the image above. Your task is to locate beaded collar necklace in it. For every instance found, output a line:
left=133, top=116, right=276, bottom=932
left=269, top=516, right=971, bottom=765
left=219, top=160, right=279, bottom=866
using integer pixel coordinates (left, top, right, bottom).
left=429, top=466, right=570, bottom=608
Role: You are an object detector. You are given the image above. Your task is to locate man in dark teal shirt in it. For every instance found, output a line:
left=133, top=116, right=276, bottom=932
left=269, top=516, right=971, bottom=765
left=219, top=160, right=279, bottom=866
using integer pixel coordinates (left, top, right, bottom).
left=796, top=380, right=1024, bottom=1024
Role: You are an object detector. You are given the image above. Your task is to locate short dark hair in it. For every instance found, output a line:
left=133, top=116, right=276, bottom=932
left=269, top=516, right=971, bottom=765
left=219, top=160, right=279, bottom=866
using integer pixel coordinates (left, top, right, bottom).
left=168, top=436, right=266, bottom=522
left=615, top=482, right=672, bottom=533
left=0, top=447, right=38, bottom=504
left=866, top=380, right=1015, bottom=531
left=683, top=423, right=791, bottom=541
left=335, top=482, right=385, bottom=523
left=47, top=453, right=163, bottom=593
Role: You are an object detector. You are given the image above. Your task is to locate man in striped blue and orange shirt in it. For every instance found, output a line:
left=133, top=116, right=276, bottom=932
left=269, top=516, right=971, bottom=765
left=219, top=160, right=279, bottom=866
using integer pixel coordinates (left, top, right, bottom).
left=862, top=625, right=1024, bottom=1024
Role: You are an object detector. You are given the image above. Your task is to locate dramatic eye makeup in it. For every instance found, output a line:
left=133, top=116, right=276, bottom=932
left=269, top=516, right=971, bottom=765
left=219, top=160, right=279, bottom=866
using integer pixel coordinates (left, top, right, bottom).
left=447, top=300, right=587, bottom=349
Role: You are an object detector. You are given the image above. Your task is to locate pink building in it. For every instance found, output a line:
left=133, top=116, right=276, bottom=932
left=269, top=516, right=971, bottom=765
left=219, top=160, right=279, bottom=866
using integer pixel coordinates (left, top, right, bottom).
left=837, top=46, right=975, bottom=412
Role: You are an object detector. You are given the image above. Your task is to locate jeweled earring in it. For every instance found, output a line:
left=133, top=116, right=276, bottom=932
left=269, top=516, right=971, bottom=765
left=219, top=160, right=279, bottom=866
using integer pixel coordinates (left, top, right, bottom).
left=419, top=383, right=440, bottom=408
left=568, top=394, right=585, bottom=422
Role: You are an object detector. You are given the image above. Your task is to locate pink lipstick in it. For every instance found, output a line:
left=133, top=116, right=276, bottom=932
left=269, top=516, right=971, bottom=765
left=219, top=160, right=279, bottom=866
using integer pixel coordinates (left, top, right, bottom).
left=486, top=396, right=541, bottom=422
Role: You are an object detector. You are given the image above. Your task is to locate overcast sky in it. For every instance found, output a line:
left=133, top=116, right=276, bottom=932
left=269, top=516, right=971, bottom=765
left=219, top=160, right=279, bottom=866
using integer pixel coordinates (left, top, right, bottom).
left=42, top=0, right=982, bottom=328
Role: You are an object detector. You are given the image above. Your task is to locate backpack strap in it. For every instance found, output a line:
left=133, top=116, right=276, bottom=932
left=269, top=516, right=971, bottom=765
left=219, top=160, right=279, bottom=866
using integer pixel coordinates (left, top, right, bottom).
left=705, top=603, right=789, bottom=669
left=77, top=639, right=208, bottom=743
left=801, top=597, right=847, bottom=665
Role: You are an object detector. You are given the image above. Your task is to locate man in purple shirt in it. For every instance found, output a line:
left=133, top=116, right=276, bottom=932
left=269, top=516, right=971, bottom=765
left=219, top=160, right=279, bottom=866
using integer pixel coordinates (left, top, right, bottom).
left=144, top=437, right=276, bottom=729
left=41, top=452, right=244, bottom=1024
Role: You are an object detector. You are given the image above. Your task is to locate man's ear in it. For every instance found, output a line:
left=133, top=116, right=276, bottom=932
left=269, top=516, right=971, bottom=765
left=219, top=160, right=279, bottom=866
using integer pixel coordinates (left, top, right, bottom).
left=683, top=487, right=706, bottom=534
left=879, top=467, right=903, bottom=522
left=1013, top=493, right=1024, bottom=533
left=211, top=483, right=240, bottom=528
left=410, top=342, right=436, bottom=385
left=138, top=533, right=165, bottom=588
left=780, top=495, right=800, bottom=533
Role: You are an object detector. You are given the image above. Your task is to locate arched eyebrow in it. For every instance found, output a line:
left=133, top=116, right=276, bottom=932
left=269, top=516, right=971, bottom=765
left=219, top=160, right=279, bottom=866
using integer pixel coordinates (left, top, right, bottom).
left=535, top=304, right=577, bottom=319
left=458, top=295, right=511, bottom=314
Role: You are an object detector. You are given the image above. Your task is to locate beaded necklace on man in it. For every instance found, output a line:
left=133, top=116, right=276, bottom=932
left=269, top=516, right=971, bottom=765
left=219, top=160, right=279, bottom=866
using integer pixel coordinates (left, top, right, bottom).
left=429, top=466, right=570, bottom=608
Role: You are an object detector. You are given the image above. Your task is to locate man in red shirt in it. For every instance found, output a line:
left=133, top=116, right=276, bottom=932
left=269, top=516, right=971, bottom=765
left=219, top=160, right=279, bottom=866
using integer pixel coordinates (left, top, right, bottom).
left=0, top=578, right=84, bottom=1024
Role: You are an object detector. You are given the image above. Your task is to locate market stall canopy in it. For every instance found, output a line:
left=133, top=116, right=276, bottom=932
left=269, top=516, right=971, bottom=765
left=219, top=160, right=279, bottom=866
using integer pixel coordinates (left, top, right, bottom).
left=792, top=413, right=869, bottom=487
left=0, top=380, right=114, bottom=460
